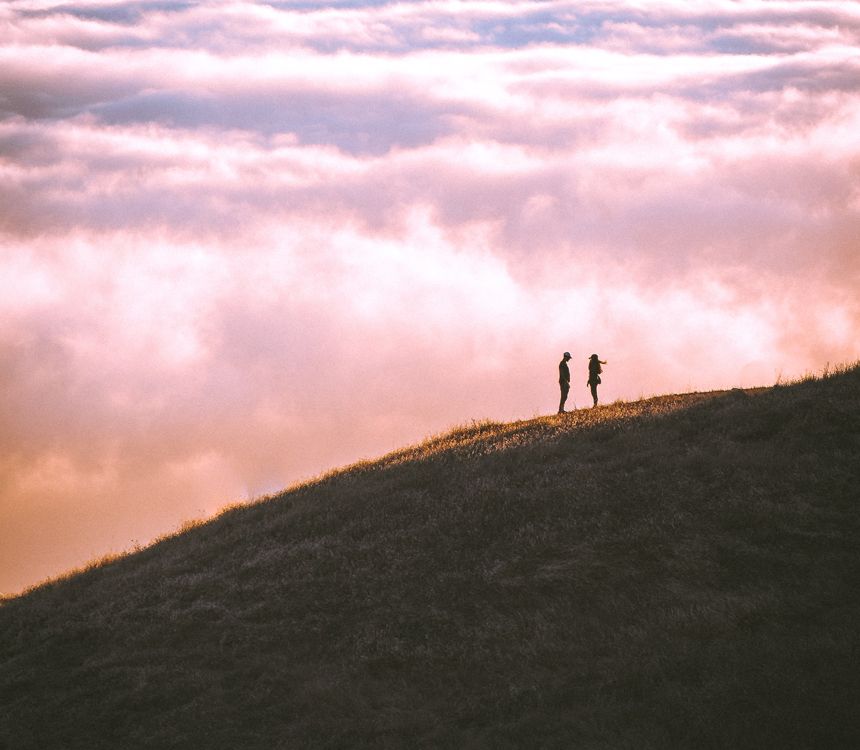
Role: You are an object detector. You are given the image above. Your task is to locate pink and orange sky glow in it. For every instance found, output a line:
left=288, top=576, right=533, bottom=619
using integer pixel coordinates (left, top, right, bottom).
left=1, top=0, right=858, bottom=594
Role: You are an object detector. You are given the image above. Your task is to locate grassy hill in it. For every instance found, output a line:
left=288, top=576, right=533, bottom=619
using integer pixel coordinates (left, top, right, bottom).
left=1, top=365, right=859, bottom=749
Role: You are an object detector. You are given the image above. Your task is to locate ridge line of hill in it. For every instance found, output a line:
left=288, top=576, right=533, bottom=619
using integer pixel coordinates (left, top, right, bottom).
left=1, top=364, right=858, bottom=749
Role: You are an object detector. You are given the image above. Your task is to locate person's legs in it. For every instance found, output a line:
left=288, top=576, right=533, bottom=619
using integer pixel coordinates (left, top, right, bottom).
left=559, top=383, right=570, bottom=413
left=590, top=382, right=598, bottom=406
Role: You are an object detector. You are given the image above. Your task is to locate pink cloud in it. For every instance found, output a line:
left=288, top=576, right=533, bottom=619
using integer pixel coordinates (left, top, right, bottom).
left=1, top=0, right=859, bottom=594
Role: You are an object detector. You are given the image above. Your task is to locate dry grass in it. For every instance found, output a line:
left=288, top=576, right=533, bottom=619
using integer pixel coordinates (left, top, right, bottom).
left=1, top=364, right=859, bottom=749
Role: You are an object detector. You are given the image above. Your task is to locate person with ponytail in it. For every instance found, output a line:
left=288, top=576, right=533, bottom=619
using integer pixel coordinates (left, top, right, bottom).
left=587, top=354, right=607, bottom=407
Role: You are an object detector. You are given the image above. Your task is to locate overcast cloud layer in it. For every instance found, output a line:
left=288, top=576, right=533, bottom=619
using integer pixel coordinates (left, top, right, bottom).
left=2, top=0, right=859, bottom=594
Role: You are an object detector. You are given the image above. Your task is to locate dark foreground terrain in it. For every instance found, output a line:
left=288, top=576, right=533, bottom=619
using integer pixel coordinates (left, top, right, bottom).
left=1, top=366, right=859, bottom=749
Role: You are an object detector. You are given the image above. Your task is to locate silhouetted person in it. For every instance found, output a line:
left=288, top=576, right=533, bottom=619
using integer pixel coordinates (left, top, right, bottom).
left=587, top=354, right=607, bottom=407
left=558, top=351, right=572, bottom=413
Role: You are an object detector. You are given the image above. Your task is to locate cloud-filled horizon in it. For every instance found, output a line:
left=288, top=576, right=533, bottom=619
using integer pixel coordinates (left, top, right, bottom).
left=2, top=0, right=858, bottom=594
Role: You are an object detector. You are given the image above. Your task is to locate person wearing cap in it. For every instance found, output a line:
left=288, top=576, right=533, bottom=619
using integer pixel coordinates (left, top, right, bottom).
left=587, top=354, right=607, bottom=407
left=558, top=351, right=572, bottom=414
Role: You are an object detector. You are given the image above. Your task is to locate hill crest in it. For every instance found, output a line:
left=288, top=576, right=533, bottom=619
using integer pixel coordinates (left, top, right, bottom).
left=1, top=365, right=859, bottom=748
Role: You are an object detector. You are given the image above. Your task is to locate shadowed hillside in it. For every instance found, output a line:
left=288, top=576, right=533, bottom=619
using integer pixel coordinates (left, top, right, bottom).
left=2, top=366, right=859, bottom=749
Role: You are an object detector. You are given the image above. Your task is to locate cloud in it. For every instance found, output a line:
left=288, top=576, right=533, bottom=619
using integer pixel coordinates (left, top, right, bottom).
left=1, top=0, right=859, bottom=594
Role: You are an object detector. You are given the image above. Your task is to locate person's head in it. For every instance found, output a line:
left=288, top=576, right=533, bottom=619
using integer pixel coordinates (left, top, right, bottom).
left=563, top=351, right=571, bottom=360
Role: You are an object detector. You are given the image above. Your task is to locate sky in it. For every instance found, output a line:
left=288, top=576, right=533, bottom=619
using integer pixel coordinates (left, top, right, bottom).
left=2, top=0, right=859, bottom=595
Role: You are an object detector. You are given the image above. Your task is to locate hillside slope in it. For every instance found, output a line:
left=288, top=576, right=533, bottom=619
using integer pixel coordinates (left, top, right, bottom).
left=1, top=367, right=859, bottom=749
